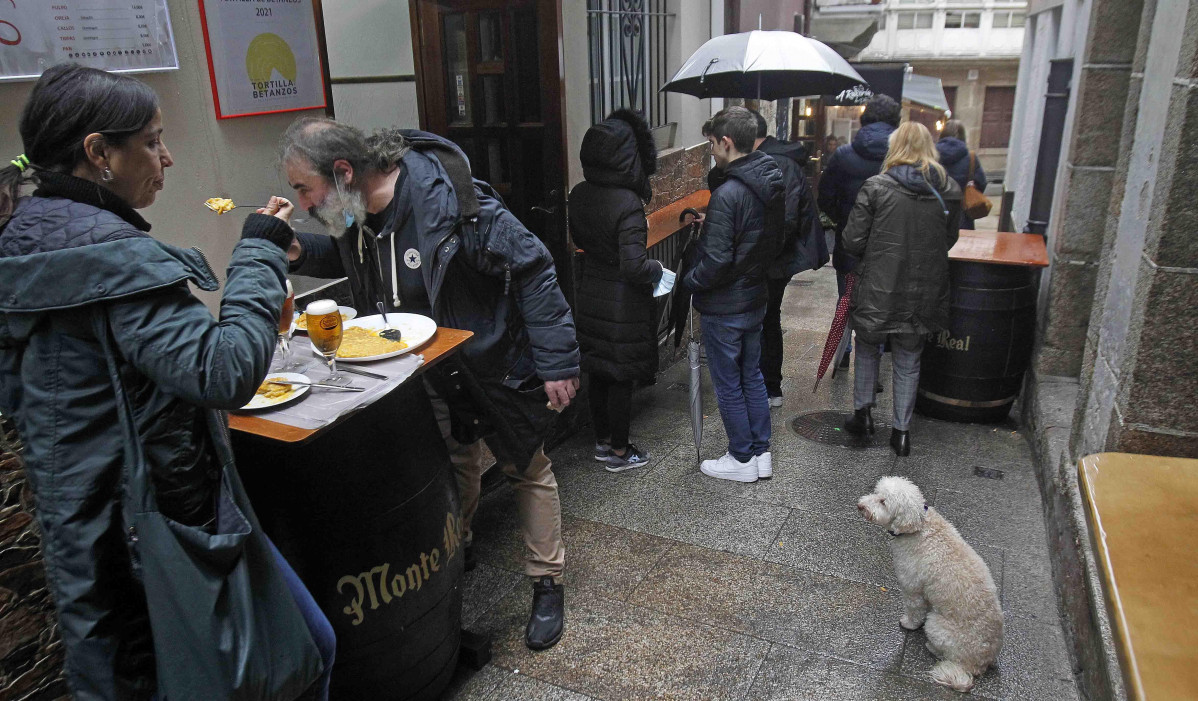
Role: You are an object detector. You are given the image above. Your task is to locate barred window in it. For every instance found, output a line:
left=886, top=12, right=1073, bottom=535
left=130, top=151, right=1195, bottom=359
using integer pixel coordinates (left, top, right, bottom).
left=587, top=0, right=675, bottom=128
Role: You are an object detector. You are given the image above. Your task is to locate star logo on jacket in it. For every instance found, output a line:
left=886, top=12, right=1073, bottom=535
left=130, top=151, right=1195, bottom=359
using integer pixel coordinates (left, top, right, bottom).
left=405, top=249, right=421, bottom=269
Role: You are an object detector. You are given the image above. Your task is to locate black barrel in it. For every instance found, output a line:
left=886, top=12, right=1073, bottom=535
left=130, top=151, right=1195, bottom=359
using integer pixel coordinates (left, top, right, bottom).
left=916, top=260, right=1037, bottom=423
left=234, top=380, right=462, bottom=700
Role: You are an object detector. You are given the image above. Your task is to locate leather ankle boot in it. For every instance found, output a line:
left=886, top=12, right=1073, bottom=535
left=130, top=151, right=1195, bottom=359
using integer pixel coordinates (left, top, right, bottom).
left=890, top=429, right=911, bottom=457
left=844, top=407, right=874, bottom=436
left=526, top=576, right=564, bottom=650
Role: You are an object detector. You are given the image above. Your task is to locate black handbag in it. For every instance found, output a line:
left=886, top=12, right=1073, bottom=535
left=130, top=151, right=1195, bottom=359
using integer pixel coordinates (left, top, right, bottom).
left=96, top=312, right=324, bottom=701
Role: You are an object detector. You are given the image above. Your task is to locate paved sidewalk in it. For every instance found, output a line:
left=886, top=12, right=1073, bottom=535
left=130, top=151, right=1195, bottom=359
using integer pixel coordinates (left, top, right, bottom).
left=443, top=266, right=1077, bottom=701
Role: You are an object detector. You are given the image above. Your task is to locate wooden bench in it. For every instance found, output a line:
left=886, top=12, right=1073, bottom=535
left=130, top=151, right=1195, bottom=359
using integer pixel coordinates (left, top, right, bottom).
left=1078, top=452, right=1198, bottom=700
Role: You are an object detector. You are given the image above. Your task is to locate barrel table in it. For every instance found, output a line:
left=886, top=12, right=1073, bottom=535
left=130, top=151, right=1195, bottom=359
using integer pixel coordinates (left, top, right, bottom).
left=915, top=231, right=1049, bottom=423
left=229, top=328, right=472, bottom=701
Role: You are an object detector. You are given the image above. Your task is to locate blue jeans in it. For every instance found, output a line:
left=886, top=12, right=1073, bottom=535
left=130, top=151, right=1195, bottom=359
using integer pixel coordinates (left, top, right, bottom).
left=701, top=307, right=771, bottom=462
left=267, top=538, right=337, bottom=701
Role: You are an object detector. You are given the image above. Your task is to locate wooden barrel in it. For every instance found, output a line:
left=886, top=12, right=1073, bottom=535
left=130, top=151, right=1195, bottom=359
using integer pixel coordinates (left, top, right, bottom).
left=234, top=381, right=462, bottom=700
left=916, top=260, right=1037, bottom=423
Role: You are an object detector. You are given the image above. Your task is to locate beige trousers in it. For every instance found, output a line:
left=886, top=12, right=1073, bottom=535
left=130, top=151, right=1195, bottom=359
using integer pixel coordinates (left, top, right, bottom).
left=426, top=380, right=565, bottom=579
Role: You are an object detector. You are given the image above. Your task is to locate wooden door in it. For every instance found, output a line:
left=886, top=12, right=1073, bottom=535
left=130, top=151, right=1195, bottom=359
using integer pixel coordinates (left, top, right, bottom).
left=411, top=0, right=571, bottom=294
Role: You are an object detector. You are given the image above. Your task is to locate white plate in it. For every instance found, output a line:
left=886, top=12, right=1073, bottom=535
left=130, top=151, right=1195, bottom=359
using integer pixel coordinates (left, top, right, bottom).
left=239, top=372, right=310, bottom=411
left=291, top=306, right=357, bottom=335
left=310, top=313, right=437, bottom=363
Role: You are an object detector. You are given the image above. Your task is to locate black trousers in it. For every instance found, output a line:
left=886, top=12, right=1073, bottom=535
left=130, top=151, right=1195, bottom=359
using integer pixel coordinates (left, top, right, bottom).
left=588, top=373, right=635, bottom=449
left=761, top=276, right=790, bottom=396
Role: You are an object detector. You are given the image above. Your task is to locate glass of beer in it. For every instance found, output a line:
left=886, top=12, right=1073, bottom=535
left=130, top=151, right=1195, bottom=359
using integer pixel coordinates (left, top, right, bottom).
left=274, top=280, right=304, bottom=371
left=305, top=298, right=347, bottom=385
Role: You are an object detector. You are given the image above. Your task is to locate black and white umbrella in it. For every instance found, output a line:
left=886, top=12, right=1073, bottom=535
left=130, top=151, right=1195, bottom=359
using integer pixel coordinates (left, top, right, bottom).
left=661, top=30, right=867, bottom=100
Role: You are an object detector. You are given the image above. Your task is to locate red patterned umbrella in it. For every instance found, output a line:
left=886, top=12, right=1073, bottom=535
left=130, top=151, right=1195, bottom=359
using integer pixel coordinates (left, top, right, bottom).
left=813, top=273, right=856, bottom=393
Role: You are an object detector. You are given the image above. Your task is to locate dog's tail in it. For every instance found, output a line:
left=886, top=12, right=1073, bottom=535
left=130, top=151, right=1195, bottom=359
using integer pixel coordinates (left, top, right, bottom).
left=930, top=661, right=974, bottom=692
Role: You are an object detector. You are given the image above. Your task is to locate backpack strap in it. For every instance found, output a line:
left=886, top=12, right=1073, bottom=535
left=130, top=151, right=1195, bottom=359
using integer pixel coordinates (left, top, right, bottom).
left=967, top=152, right=976, bottom=185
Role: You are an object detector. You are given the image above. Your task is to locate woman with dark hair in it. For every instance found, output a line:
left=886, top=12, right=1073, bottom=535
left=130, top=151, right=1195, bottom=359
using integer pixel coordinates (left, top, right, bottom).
left=569, top=109, right=663, bottom=471
left=936, top=119, right=988, bottom=229
left=0, top=64, right=334, bottom=699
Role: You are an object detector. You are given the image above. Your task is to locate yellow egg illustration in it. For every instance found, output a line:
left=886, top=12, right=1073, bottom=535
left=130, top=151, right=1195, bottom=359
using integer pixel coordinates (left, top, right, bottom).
left=245, top=33, right=297, bottom=85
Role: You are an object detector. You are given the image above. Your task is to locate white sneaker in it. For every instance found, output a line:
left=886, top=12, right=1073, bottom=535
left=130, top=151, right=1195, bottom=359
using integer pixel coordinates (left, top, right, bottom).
left=700, top=452, right=758, bottom=483
left=757, top=451, right=773, bottom=479
left=768, top=395, right=783, bottom=408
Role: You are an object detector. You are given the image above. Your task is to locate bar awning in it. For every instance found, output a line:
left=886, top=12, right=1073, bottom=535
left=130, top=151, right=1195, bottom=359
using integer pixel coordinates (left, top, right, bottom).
left=904, top=73, right=950, bottom=113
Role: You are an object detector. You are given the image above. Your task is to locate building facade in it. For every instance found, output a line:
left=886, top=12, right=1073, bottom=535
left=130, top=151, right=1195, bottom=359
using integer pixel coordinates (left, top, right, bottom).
left=855, top=0, right=1027, bottom=177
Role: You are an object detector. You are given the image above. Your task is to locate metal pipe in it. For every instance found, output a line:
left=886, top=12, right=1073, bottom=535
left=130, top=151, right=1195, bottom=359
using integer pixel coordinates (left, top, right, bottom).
left=1025, top=59, right=1073, bottom=236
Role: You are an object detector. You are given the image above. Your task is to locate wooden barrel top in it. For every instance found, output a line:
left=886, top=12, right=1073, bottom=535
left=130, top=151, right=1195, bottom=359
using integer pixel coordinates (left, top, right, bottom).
left=1079, top=452, right=1198, bottom=700
left=949, top=230, right=1049, bottom=268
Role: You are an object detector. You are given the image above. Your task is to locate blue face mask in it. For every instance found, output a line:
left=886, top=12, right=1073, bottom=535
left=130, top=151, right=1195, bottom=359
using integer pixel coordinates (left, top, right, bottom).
left=334, top=174, right=355, bottom=228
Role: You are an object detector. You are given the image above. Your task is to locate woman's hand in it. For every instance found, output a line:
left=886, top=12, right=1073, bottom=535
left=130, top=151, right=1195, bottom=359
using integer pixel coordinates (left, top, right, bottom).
left=258, top=196, right=295, bottom=225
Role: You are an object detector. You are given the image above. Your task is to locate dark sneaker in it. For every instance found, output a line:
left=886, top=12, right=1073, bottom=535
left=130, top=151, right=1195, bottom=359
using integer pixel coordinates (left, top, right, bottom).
left=593, top=442, right=612, bottom=462
left=526, top=576, right=564, bottom=650
left=604, top=443, right=651, bottom=472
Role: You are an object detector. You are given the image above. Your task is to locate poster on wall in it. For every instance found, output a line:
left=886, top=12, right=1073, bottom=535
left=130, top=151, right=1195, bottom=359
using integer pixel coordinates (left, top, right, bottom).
left=0, top=1, right=179, bottom=82
left=198, top=0, right=327, bottom=119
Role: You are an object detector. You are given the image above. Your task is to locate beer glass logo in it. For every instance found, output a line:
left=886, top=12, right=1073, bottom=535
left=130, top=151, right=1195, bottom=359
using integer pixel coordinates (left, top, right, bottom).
left=318, top=315, right=339, bottom=331
left=246, top=33, right=299, bottom=99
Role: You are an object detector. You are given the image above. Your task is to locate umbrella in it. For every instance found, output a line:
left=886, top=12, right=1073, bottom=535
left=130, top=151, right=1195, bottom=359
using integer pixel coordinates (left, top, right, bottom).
left=670, top=211, right=702, bottom=349
left=813, top=273, right=857, bottom=393
left=661, top=31, right=867, bottom=101
left=687, top=305, right=703, bottom=462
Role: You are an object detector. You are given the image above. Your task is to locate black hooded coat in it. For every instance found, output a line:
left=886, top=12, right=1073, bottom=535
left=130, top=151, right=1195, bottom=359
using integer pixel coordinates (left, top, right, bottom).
left=569, top=110, right=664, bottom=383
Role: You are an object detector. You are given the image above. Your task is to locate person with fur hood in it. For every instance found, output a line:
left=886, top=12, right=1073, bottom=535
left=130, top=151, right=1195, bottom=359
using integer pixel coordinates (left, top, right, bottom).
left=569, top=109, right=663, bottom=471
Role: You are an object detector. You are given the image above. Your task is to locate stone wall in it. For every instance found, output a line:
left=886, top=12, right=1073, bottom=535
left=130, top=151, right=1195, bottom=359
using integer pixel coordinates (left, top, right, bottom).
left=647, top=143, right=711, bottom=214
left=0, top=419, right=69, bottom=700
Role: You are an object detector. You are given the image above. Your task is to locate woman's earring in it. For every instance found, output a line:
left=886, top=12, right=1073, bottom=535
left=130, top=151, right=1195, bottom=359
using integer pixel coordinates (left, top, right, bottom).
left=101, top=167, right=114, bottom=182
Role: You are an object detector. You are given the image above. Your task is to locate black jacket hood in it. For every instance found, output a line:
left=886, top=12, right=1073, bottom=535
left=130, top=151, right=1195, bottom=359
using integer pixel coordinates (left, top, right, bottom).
left=580, top=109, right=657, bottom=201
left=725, top=150, right=785, bottom=207
left=935, top=137, right=969, bottom=167
left=886, top=164, right=952, bottom=196
left=852, top=121, right=896, bottom=163
left=756, top=136, right=807, bottom=166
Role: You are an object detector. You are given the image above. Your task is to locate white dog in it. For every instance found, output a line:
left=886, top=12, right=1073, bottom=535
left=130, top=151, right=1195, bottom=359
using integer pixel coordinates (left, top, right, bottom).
left=857, top=476, right=1003, bottom=692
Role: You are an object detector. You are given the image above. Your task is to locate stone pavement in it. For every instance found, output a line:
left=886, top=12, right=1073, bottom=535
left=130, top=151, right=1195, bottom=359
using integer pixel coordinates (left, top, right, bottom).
left=442, top=265, right=1077, bottom=701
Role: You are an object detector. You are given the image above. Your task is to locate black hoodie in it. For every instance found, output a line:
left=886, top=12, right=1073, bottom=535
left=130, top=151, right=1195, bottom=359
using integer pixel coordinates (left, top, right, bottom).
left=683, top=150, right=785, bottom=315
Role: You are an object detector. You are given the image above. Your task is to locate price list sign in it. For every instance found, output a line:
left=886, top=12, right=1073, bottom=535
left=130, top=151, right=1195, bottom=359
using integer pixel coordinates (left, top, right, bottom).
left=0, top=1, right=178, bottom=82
left=198, top=0, right=327, bottom=119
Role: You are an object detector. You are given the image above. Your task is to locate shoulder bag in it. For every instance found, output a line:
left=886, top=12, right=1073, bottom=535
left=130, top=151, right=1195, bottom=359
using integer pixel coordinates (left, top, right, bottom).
left=962, top=152, right=993, bottom=220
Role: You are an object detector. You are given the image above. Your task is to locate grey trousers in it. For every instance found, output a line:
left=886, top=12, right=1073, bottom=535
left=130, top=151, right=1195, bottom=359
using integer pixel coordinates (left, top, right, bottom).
left=853, top=331, right=925, bottom=431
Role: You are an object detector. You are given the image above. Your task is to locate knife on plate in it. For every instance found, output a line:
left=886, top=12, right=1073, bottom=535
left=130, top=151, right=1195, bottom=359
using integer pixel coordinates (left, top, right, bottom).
left=336, top=365, right=389, bottom=381
left=265, top=379, right=365, bottom=392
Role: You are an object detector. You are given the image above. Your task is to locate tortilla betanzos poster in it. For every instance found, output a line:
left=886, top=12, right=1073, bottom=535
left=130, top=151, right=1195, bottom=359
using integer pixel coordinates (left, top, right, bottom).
left=199, top=0, right=326, bottom=119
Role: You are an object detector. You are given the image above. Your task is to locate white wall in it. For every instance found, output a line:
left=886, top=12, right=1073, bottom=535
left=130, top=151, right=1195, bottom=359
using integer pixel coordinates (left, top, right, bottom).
left=322, top=0, right=420, bottom=133
left=0, top=2, right=327, bottom=311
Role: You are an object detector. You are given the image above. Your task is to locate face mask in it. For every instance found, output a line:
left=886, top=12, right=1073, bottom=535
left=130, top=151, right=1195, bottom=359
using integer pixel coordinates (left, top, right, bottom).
left=334, top=173, right=355, bottom=228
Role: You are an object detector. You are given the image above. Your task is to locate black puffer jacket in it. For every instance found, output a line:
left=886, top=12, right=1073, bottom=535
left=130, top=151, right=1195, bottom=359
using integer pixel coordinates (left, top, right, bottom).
left=842, top=165, right=963, bottom=336
left=570, top=110, right=663, bottom=383
left=936, top=137, right=988, bottom=230
left=683, top=150, right=785, bottom=316
left=818, top=121, right=896, bottom=273
left=755, top=137, right=827, bottom=277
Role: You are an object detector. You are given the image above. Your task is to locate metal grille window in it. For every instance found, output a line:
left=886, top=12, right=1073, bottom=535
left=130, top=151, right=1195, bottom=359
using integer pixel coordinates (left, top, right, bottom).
left=587, top=0, right=675, bottom=128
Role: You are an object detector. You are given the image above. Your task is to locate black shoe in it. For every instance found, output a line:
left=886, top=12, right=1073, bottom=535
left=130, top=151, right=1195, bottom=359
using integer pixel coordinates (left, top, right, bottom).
left=844, top=407, right=874, bottom=436
left=891, top=429, right=911, bottom=457
left=464, top=544, right=477, bottom=572
left=525, top=576, right=564, bottom=650
left=839, top=352, right=851, bottom=368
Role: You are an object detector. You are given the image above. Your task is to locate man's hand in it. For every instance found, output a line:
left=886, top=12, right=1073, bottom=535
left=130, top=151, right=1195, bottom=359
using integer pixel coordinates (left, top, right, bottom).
left=545, top=377, right=580, bottom=410
left=257, top=195, right=295, bottom=225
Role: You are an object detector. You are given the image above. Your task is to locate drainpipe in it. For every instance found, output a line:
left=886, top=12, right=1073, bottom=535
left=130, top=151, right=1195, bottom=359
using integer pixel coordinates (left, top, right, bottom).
left=1025, top=59, right=1073, bottom=236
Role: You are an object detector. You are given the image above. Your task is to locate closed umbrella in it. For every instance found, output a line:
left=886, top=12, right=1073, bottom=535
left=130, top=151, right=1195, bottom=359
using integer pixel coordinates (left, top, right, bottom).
left=661, top=30, right=867, bottom=100
left=687, top=306, right=703, bottom=462
left=813, top=273, right=856, bottom=392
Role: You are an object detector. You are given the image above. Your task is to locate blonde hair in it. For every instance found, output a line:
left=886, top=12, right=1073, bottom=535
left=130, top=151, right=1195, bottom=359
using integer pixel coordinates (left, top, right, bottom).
left=882, top=122, right=947, bottom=185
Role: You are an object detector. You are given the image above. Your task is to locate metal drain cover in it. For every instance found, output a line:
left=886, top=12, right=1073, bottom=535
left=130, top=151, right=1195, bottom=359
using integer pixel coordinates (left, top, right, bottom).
left=790, top=410, right=892, bottom=448
left=788, top=279, right=814, bottom=287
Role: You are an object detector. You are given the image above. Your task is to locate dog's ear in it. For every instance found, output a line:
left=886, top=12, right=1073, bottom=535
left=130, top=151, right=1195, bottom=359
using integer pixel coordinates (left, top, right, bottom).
left=880, top=477, right=926, bottom=534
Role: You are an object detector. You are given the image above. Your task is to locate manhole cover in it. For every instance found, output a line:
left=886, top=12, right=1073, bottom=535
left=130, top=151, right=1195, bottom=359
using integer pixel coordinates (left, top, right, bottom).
left=790, top=410, right=892, bottom=448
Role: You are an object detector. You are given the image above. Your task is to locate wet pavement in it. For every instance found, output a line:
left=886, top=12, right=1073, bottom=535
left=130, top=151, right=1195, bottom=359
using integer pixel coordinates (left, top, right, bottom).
left=442, top=263, right=1076, bottom=700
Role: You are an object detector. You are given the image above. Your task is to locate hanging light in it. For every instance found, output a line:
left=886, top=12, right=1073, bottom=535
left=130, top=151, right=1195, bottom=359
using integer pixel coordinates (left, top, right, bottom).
left=805, top=106, right=813, bottom=117
left=935, top=120, right=944, bottom=132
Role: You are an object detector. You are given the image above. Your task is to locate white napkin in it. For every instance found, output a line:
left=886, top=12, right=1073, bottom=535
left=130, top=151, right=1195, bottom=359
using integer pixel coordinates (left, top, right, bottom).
left=653, top=267, right=677, bottom=298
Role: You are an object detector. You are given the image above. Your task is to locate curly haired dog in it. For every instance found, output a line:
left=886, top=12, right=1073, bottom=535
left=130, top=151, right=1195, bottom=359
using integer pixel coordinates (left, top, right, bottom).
left=858, top=476, right=1003, bottom=692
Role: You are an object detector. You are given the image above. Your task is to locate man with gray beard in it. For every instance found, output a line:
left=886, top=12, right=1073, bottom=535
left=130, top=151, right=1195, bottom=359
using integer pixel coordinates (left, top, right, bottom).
left=271, top=117, right=578, bottom=651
